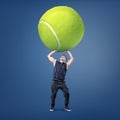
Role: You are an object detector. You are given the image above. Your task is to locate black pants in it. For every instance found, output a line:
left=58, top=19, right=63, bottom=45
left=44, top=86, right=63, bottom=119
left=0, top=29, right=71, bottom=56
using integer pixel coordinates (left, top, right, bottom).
left=51, top=80, right=70, bottom=108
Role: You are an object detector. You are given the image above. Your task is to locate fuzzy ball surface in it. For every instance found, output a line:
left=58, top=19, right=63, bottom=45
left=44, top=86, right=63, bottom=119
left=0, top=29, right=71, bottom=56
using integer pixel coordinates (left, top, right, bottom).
left=38, top=6, right=84, bottom=51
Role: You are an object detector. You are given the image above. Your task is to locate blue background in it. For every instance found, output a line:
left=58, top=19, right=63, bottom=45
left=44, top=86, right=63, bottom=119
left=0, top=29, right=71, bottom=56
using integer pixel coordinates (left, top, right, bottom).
left=0, top=0, right=120, bottom=120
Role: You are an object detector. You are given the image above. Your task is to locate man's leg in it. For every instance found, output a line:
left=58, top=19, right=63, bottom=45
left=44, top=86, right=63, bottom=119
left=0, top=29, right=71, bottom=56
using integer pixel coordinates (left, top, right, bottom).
left=61, top=83, right=70, bottom=108
left=61, top=83, right=71, bottom=111
left=50, top=82, right=58, bottom=109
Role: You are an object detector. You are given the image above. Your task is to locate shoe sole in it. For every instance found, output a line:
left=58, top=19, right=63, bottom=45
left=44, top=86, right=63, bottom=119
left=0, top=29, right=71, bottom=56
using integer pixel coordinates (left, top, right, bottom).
left=65, top=109, right=71, bottom=112
left=49, top=109, right=54, bottom=112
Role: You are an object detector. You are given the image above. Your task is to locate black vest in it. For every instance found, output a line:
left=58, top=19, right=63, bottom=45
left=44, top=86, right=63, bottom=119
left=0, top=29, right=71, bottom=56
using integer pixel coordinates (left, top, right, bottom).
left=53, top=61, right=67, bottom=81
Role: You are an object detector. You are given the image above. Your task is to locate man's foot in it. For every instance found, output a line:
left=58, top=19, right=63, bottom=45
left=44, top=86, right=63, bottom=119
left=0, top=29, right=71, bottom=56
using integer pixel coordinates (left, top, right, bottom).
left=64, top=106, right=71, bottom=112
left=49, top=107, right=54, bottom=112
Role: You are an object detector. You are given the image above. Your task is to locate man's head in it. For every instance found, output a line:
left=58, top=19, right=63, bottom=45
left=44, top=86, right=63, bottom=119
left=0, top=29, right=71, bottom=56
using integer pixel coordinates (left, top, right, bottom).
left=60, top=55, right=67, bottom=63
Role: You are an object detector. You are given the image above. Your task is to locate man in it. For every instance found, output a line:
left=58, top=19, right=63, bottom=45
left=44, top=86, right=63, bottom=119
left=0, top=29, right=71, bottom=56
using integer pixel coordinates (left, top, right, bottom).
left=47, top=50, right=74, bottom=112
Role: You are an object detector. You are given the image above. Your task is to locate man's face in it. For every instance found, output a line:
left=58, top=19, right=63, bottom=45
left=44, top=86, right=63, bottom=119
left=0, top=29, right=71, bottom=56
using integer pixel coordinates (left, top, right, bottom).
left=60, top=55, right=66, bottom=63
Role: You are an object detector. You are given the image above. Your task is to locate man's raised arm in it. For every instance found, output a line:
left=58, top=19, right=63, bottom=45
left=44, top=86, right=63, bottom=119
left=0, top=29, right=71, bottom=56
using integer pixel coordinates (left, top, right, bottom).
left=66, top=51, right=74, bottom=68
left=47, top=50, right=57, bottom=65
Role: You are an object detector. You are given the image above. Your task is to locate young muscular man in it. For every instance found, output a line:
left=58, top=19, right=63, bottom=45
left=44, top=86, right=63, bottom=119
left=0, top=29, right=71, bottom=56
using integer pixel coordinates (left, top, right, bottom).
left=47, top=50, right=74, bottom=112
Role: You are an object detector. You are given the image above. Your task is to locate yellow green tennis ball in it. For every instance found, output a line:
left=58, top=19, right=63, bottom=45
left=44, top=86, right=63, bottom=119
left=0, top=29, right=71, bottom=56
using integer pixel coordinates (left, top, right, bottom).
left=38, top=6, right=84, bottom=52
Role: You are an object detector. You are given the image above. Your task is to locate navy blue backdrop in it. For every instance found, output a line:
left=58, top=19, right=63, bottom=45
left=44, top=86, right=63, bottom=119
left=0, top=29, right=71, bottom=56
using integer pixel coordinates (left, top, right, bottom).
left=0, top=0, right=120, bottom=120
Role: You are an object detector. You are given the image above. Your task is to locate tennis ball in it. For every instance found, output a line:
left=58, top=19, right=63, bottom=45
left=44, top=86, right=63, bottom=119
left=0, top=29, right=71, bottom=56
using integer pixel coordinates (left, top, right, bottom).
left=38, top=6, right=84, bottom=52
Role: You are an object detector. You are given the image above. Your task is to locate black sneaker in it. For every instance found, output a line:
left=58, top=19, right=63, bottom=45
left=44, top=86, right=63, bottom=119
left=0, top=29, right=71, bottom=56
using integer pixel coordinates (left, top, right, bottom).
left=49, top=107, right=54, bottom=112
left=64, top=106, right=71, bottom=112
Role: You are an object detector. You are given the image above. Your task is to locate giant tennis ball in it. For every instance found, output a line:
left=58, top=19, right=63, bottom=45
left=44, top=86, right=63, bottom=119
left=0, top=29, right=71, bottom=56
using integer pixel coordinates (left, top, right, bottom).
left=38, top=6, right=84, bottom=52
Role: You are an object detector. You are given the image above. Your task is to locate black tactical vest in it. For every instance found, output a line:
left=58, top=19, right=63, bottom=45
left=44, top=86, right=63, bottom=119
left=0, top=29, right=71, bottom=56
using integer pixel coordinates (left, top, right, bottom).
left=53, top=61, right=67, bottom=81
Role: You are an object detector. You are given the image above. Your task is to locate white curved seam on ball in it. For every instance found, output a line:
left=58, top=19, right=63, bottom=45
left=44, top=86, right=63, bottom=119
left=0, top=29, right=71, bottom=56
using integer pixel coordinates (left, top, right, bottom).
left=40, top=20, right=60, bottom=50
